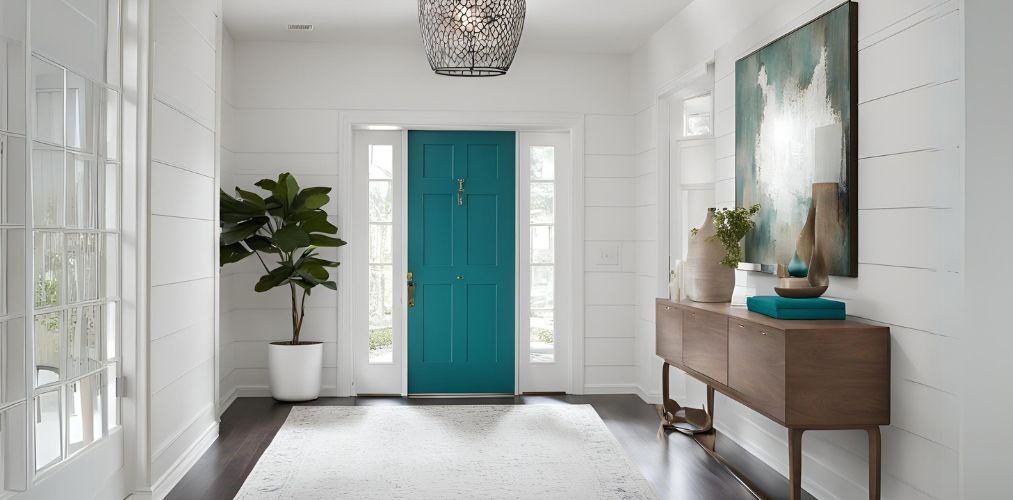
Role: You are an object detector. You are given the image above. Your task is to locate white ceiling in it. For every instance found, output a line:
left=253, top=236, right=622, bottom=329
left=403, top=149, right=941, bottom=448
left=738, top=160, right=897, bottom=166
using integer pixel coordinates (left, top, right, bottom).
left=223, top=0, right=694, bottom=54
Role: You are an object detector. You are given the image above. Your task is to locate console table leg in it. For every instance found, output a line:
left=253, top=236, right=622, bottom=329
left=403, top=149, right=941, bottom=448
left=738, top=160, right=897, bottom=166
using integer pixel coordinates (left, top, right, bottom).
left=656, top=362, right=713, bottom=435
left=867, top=426, right=882, bottom=500
left=788, top=428, right=805, bottom=500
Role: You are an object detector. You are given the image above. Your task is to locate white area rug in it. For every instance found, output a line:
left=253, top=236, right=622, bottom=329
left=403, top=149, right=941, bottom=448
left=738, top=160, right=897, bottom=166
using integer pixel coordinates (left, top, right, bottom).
left=235, top=405, right=657, bottom=499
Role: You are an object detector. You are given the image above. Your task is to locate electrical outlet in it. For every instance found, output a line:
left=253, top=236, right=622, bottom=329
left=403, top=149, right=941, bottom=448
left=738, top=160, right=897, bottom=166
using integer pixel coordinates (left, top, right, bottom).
left=597, top=244, right=620, bottom=266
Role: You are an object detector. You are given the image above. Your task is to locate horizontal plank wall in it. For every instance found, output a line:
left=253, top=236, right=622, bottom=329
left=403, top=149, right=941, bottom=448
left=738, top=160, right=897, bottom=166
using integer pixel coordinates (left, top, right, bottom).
left=147, top=0, right=220, bottom=495
left=220, top=39, right=637, bottom=398
left=584, top=115, right=639, bottom=393
left=632, top=0, right=963, bottom=499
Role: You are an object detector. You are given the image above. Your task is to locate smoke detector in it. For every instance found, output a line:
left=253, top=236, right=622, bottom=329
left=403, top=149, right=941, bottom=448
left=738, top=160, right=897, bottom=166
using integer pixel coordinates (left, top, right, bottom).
left=287, top=24, right=314, bottom=31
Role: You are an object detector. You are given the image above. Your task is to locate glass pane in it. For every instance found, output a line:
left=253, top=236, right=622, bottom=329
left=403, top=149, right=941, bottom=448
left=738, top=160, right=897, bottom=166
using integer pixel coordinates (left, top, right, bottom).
left=530, top=309, right=554, bottom=363
left=683, top=94, right=713, bottom=137
left=104, top=302, right=117, bottom=360
left=103, top=364, right=117, bottom=432
left=65, top=72, right=94, bottom=153
left=368, top=144, right=393, bottom=180
left=368, top=180, right=392, bottom=223
left=103, top=89, right=119, bottom=160
left=64, top=233, right=99, bottom=303
left=31, top=146, right=64, bottom=227
left=530, top=146, right=555, bottom=181
left=3, top=135, right=27, bottom=225
left=531, top=226, right=554, bottom=265
left=368, top=224, right=392, bottom=264
left=66, top=306, right=101, bottom=379
left=105, top=0, right=121, bottom=86
left=0, top=0, right=27, bottom=135
left=0, top=403, right=28, bottom=492
left=34, top=389, right=62, bottom=471
left=103, top=234, right=119, bottom=299
left=102, top=162, right=119, bottom=229
left=32, top=57, right=63, bottom=147
left=4, top=230, right=26, bottom=315
left=1, top=318, right=27, bottom=404
left=531, top=265, right=554, bottom=310
left=33, top=232, right=62, bottom=308
left=33, top=312, right=60, bottom=387
left=368, top=265, right=393, bottom=364
left=530, top=182, right=554, bottom=225
left=66, top=154, right=97, bottom=228
left=67, top=372, right=103, bottom=455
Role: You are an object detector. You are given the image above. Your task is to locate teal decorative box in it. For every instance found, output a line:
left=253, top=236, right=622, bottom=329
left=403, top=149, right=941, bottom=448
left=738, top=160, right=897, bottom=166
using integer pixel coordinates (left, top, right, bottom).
left=746, top=296, right=846, bottom=320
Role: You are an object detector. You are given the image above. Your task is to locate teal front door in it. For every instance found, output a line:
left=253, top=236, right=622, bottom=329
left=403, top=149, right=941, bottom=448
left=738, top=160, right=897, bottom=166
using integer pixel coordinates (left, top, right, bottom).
left=407, top=131, right=515, bottom=394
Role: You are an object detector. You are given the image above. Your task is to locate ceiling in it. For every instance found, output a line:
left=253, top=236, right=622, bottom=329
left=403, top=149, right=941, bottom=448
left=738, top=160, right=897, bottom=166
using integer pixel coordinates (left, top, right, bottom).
left=222, top=0, right=694, bottom=54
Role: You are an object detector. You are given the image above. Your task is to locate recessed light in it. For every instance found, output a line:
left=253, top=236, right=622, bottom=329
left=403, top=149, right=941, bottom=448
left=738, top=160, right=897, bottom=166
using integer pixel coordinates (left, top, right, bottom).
left=287, top=24, right=314, bottom=31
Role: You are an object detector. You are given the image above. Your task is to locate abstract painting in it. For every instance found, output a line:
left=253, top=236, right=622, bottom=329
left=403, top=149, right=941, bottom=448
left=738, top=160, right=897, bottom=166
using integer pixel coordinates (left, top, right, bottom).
left=735, top=1, right=858, bottom=277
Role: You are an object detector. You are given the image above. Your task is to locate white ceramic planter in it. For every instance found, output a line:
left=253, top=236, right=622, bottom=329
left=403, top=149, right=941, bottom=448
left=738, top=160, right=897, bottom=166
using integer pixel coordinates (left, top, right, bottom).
left=268, top=342, right=323, bottom=402
left=685, top=208, right=735, bottom=303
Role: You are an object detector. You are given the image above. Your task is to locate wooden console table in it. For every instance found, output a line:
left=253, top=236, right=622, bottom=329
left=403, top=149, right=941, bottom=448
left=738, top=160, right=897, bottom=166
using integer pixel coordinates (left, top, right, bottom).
left=656, top=299, right=890, bottom=500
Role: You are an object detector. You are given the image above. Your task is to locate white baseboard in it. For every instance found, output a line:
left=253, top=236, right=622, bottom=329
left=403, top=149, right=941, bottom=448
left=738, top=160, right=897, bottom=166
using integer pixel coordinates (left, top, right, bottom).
left=582, top=383, right=640, bottom=395
left=149, top=421, right=219, bottom=500
left=229, top=385, right=341, bottom=398
left=218, top=387, right=238, bottom=417
left=634, top=385, right=662, bottom=404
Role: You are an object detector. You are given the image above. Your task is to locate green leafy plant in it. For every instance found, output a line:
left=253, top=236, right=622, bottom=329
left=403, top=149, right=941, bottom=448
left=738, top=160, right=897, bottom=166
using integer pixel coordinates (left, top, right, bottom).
left=692, top=204, right=761, bottom=269
left=219, top=173, right=346, bottom=345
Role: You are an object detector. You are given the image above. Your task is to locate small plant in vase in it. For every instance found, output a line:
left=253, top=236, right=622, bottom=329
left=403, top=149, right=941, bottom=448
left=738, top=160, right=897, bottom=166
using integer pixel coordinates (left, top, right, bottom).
left=692, top=204, right=761, bottom=269
left=219, top=173, right=346, bottom=401
left=686, top=205, right=760, bottom=303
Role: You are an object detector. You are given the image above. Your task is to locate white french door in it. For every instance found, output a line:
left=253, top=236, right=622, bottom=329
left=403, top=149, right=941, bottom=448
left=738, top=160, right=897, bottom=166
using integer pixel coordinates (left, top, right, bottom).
left=351, top=130, right=405, bottom=395
left=518, top=131, right=571, bottom=393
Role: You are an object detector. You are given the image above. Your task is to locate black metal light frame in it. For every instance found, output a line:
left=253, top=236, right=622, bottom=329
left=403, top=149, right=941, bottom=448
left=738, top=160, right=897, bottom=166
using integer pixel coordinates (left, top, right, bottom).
left=419, top=0, right=526, bottom=77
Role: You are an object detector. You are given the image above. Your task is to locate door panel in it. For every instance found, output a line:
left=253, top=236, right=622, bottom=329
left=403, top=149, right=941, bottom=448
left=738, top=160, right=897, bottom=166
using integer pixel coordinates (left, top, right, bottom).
left=408, top=131, right=515, bottom=394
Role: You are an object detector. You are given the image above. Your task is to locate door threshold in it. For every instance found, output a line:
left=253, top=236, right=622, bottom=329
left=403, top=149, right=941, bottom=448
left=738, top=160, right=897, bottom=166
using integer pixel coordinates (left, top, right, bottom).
left=408, top=393, right=516, bottom=398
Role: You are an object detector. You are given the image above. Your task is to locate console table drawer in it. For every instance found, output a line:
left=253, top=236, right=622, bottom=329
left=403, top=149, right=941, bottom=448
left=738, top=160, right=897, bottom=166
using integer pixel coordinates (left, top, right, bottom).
left=656, top=302, right=683, bottom=364
left=728, top=319, right=786, bottom=422
left=683, top=309, right=728, bottom=383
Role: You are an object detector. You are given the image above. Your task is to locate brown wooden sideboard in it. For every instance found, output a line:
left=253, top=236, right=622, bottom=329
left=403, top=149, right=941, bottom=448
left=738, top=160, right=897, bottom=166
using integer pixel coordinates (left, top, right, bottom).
left=656, top=298, right=890, bottom=500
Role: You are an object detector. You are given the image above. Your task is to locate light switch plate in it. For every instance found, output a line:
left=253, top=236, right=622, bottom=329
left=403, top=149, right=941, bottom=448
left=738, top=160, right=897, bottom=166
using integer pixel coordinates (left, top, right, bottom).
left=597, top=244, right=620, bottom=266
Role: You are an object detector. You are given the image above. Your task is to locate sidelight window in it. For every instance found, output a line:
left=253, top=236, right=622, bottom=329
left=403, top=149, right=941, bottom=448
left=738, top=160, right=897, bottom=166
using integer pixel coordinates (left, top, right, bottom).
left=368, top=145, right=394, bottom=363
left=528, top=146, right=556, bottom=363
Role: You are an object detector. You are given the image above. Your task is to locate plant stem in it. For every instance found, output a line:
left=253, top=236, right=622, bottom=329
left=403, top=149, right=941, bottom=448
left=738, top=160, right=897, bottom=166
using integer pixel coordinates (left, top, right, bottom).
left=289, top=283, right=299, bottom=344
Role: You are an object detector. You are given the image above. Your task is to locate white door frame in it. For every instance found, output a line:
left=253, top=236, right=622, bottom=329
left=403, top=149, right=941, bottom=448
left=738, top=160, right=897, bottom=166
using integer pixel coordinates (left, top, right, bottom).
left=339, top=110, right=586, bottom=397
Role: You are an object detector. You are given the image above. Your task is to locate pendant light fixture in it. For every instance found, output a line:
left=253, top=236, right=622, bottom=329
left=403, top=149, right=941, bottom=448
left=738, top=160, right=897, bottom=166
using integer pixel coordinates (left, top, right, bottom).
left=419, top=0, right=527, bottom=77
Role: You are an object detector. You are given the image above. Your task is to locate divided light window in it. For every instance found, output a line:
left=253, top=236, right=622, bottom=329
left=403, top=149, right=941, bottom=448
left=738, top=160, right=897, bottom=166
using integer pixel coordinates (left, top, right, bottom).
left=367, top=145, right=394, bottom=363
left=29, top=55, right=120, bottom=473
left=529, top=146, right=555, bottom=363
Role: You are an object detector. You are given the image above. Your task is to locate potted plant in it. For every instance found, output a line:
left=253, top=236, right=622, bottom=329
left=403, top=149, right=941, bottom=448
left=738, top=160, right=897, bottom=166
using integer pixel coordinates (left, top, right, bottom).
left=685, top=204, right=760, bottom=303
left=219, top=173, right=346, bottom=401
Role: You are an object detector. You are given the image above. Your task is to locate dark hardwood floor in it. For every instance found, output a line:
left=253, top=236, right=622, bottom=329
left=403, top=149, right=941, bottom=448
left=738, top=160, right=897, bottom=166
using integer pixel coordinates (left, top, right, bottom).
left=168, top=395, right=811, bottom=500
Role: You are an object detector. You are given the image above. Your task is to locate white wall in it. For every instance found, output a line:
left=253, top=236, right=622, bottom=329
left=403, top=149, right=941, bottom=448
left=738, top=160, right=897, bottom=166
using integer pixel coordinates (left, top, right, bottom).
left=219, top=37, right=642, bottom=396
left=632, top=0, right=965, bottom=499
left=962, top=0, right=1013, bottom=497
left=146, top=0, right=220, bottom=496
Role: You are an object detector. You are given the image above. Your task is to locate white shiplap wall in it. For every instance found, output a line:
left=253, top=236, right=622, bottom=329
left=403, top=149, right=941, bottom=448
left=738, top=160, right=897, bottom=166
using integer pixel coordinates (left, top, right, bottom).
left=584, top=115, right=639, bottom=391
left=219, top=41, right=637, bottom=397
left=632, top=0, right=964, bottom=499
left=147, top=0, right=220, bottom=492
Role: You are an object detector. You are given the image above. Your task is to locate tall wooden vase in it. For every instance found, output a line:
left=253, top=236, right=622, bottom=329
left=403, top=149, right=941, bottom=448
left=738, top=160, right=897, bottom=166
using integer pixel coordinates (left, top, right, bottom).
left=685, top=208, right=735, bottom=303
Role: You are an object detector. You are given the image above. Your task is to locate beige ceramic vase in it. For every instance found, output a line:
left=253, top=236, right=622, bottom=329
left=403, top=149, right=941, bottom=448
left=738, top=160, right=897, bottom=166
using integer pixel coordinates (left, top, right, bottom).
left=685, top=208, right=735, bottom=302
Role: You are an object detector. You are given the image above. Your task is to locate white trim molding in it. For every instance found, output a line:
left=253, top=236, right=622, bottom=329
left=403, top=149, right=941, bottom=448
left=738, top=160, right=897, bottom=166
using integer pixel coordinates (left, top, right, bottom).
left=337, top=110, right=586, bottom=397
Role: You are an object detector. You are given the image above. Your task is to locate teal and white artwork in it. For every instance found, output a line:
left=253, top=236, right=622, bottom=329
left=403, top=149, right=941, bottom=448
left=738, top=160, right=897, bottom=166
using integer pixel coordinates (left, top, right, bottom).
left=735, top=2, right=857, bottom=277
